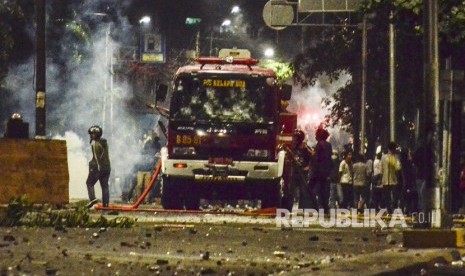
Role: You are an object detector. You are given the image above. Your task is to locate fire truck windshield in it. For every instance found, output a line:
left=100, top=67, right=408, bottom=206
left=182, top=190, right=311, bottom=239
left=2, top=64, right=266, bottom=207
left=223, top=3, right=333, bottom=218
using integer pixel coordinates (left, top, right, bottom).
left=170, top=74, right=276, bottom=123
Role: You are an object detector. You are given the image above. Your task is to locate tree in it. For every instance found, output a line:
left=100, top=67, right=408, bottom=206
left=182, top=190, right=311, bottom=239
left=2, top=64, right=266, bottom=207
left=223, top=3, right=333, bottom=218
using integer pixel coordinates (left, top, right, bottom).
left=293, top=0, right=465, bottom=155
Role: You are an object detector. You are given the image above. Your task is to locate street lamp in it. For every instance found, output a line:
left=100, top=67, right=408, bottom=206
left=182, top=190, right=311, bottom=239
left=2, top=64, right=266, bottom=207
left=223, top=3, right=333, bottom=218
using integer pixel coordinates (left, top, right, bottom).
left=264, top=48, right=274, bottom=58
left=139, top=16, right=151, bottom=24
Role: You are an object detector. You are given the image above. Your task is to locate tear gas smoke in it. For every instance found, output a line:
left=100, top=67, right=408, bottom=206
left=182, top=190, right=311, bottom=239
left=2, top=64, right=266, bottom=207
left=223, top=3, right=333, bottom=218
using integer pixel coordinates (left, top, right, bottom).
left=3, top=1, right=156, bottom=200
left=288, top=73, right=351, bottom=151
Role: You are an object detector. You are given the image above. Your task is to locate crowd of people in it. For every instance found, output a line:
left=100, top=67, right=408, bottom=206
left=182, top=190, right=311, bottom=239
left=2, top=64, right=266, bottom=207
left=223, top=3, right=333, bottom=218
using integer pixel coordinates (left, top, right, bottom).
left=289, top=127, right=448, bottom=216
left=82, top=121, right=465, bottom=214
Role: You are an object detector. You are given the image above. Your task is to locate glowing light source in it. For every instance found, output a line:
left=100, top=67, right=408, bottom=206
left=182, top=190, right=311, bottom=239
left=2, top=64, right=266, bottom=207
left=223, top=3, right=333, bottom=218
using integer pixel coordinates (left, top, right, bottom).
left=264, top=48, right=274, bottom=58
left=222, top=19, right=231, bottom=26
left=139, top=16, right=151, bottom=24
left=231, top=6, right=240, bottom=14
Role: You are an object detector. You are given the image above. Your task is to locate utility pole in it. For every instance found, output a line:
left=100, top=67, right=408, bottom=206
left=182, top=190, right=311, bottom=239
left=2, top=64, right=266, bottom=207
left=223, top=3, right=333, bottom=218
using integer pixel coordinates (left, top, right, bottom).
left=360, top=14, right=367, bottom=155
left=389, top=11, right=396, bottom=143
left=423, top=0, right=441, bottom=228
left=35, top=0, right=46, bottom=139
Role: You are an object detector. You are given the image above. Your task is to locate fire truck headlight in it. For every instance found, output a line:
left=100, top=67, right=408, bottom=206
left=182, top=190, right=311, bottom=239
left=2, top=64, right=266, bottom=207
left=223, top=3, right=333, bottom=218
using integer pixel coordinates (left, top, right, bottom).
left=245, top=149, right=270, bottom=158
left=173, top=146, right=196, bottom=156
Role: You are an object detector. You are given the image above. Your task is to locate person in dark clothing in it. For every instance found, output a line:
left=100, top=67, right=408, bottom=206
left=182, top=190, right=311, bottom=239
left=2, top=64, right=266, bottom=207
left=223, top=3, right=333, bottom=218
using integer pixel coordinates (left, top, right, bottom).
left=312, top=127, right=333, bottom=212
left=4, top=113, right=29, bottom=139
left=291, top=129, right=314, bottom=209
left=86, top=125, right=111, bottom=208
left=400, top=148, right=417, bottom=215
left=413, top=144, right=434, bottom=217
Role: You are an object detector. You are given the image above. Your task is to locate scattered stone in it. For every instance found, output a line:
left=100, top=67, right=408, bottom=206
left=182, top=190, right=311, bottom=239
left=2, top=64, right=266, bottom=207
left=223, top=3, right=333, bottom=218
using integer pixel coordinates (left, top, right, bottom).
left=61, top=249, right=68, bottom=257
left=3, top=235, right=15, bottom=242
left=202, top=251, right=210, bottom=261
left=227, top=248, right=233, bottom=253
left=177, top=249, right=184, bottom=253
left=334, top=238, right=342, bottom=242
left=154, top=226, right=163, bottom=232
left=99, top=227, right=107, bottom=233
left=145, top=241, right=151, bottom=247
left=145, top=233, right=152, bottom=238
left=216, top=260, right=222, bottom=266
left=120, top=241, right=133, bottom=247
left=189, top=229, right=198, bottom=234
left=241, top=240, right=247, bottom=246
left=362, top=237, right=369, bottom=242
left=148, top=265, right=160, bottom=272
left=273, top=251, right=286, bottom=258
left=386, top=235, right=396, bottom=245
left=92, top=233, right=99, bottom=239
left=298, top=262, right=311, bottom=268
left=281, top=245, right=288, bottom=250
left=200, top=267, right=215, bottom=274
left=321, top=256, right=334, bottom=265
left=451, top=260, right=464, bottom=267
left=156, top=259, right=169, bottom=265
left=45, top=268, right=58, bottom=275
left=309, top=235, right=319, bottom=241
left=84, top=254, right=92, bottom=260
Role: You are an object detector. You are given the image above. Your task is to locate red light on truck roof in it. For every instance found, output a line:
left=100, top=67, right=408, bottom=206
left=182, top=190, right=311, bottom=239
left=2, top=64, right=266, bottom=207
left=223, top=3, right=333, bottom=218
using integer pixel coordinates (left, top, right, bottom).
left=196, top=57, right=259, bottom=66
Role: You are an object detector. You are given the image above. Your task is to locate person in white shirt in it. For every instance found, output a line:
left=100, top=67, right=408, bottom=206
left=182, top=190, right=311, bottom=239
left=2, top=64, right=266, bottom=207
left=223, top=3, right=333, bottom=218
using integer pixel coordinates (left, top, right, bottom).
left=369, top=152, right=383, bottom=210
left=339, top=151, right=353, bottom=208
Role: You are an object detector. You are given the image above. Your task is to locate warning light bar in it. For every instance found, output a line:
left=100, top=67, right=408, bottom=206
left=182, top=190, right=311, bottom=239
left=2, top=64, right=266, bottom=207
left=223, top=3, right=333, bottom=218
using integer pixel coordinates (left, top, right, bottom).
left=196, top=57, right=259, bottom=68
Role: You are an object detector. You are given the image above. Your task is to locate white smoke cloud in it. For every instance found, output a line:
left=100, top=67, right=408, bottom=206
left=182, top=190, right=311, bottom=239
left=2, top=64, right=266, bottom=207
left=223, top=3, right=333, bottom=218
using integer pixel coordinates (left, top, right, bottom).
left=53, top=131, right=93, bottom=200
left=3, top=1, right=155, bottom=201
left=288, top=73, right=351, bottom=151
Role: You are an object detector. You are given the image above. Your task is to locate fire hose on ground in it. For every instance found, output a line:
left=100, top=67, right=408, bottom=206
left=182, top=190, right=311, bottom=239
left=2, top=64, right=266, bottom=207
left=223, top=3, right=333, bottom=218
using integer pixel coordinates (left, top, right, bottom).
left=95, top=160, right=277, bottom=216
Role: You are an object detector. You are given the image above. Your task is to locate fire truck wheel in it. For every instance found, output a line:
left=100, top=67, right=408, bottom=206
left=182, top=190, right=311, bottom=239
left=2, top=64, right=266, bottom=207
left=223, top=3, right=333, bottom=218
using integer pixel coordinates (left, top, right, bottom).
left=184, top=197, right=200, bottom=210
left=161, top=177, right=184, bottom=210
left=260, top=181, right=281, bottom=209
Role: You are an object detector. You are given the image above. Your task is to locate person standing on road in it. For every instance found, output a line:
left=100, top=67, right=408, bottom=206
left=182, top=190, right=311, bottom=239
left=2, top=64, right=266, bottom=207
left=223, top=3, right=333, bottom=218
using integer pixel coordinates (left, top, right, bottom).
left=352, top=154, right=369, bottom=213
left=291, top=129, right=314, bottom=209
left=86, top=125, right=111, bottom=208
left=329, top=150, right=342, bottom=209
left=339, top=151, right=353, bottom=209
left=381, top=142, right=402, bottom=214
left=369, top=152, right=383, bottom=210
left=312, top=127, right=333, bottom=212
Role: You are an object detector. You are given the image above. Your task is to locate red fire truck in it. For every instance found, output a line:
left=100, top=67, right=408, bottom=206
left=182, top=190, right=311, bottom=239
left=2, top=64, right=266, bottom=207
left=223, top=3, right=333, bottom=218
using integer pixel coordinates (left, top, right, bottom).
left=159, top=49, right=297, bottom=210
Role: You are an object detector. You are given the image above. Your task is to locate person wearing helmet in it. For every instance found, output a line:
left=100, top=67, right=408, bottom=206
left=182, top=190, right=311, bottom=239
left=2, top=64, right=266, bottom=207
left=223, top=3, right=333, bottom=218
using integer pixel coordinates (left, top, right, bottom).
left=86, top=125, right=111, bottom=208
left=4, top=113, right=29, bottom=139
left=291, top=129, right=315, bottom=208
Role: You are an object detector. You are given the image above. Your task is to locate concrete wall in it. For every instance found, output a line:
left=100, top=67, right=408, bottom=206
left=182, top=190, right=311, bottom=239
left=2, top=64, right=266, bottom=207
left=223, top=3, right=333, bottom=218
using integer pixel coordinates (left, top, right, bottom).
left=0, top=139, right=69, bottom=204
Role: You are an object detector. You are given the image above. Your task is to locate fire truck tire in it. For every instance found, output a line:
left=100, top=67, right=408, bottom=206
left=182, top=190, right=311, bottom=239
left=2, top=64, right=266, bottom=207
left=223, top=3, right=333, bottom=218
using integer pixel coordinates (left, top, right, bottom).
left=161, top=178, right=184, bottom=210
left=260, top=181, right=281, bottom=209
left=183, top=183, right=201, bottom=210
left=184, top=197, right=200, bottom=210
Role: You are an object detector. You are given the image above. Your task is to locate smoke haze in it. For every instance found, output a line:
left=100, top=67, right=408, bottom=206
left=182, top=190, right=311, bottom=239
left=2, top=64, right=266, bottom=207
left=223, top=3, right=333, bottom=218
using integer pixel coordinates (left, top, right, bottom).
left=3, top=1, right=153, bottom=200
